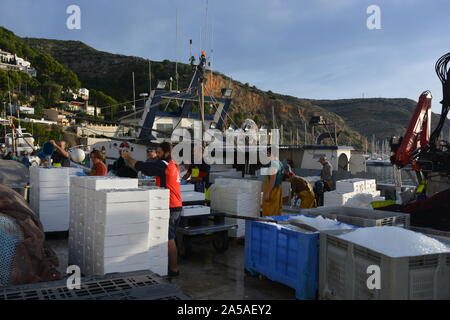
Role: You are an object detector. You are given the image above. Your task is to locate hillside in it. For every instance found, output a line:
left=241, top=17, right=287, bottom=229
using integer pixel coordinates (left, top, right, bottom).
left=312, top=98, right=450, bottom=141
left=23, top=37, right=450, bottom=149
left=23, top=38, right=369, bottom=149
left=0, top=27, right=81, bottom=115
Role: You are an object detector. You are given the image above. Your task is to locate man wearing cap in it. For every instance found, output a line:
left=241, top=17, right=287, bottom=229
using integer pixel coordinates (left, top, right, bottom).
left=111, top=142, right=138, bottom=178
left=21, top=152, right=31, bottom=168
left=146, top=147, right=157, bottom=162
left=50, top=140, right=71, bottom=167
left=319, top=156, right=333, bottom=191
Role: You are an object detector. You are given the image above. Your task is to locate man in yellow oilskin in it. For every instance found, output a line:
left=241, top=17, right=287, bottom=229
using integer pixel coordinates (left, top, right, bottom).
left=283, top=164, right=317, bottom=209
left=261, top=148, right=284, bottom=217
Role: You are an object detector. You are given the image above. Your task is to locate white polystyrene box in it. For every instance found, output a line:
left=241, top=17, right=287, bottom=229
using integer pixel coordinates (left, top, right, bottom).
left=180, top=184, right=195, bottom=192
left=147, top=199, right=169, bottom=211
left=84, top=177, right=138, bottom=190
left=94, top=242, right=150, bottom=258
left=149, top=209, right=170, bottom=220
left=181, top=205, right=211, bottom=216
left=97, top=262, right=151, bottom=275
left=96, top=201, right=151, bottom=225
left=97, top=221, right=150, bottom=236
left=95, top=233, right=149, bottom=248
left=94, top=188, right=150, bottom=203
left=181, top=191, right=205, bottom=202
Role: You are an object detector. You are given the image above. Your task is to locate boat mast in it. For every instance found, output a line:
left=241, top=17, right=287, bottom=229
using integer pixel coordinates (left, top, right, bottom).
left=7, top=73, right=16, bottom=154
left=198, top=52, right=207, bottom=149
left=132, top=72, right=136, bottom=119
left=175, top=8, right=179, bottom=91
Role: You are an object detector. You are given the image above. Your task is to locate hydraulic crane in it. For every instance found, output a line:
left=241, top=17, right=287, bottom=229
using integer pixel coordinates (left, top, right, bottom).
left=390, top=52, right=450, bottom=197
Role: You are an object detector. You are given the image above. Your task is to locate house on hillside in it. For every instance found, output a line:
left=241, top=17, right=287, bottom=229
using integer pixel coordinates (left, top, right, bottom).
left=78, top=88, right=89, bottom=100
left=0, top=49, right=14, bottom=63
left=68, top=88, right=90, bottom=100
left=67, top=101, right=101, bottom=116
left=0, top=50, right=37, bottom=77
left=43, top=108, right=75, bottom=126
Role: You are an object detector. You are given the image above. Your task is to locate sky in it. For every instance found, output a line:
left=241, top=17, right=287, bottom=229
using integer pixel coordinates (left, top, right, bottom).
left=1, top=0, right=449, bottom=114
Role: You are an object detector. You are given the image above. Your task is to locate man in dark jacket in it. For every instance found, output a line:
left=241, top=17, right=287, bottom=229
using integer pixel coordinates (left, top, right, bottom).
left=111, top=142, right=138, bottom=178
left=122, top=142, right=182, bottom=277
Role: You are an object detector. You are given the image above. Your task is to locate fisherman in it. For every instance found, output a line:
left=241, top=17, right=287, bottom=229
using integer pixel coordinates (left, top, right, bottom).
left=146, top=147, right=157, bottom=162
left=262, top=147, right=284, bottom=217
left=50, top=140, right=71, bottom=167
left=181, top=163, right=211, bottom=192
left=87, top=150, right=107, bottom=176
left=122, top=142, right=182, bottom=278
left=319, top=156, right=333, bottom=191
left=282, top=164, right=317, bottom=208
left=181, top=148, right=211, bottom=194
left=21, top=151, right=31, bottom=168
left=3, top=151, right=14, bottom=160
left=110, top=142, right=138, bottom=178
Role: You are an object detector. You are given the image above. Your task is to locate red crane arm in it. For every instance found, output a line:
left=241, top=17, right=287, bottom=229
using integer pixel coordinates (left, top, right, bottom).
left=392, top=91, right=432, bottom=168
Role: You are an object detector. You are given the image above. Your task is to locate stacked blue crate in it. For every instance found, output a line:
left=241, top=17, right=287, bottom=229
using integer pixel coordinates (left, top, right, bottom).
left=245, top=214, right=355, bottom=300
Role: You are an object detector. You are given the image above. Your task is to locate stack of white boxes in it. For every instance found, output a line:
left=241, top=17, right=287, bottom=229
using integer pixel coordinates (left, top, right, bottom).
left=209, top=166, right=243, bottom=183
left=324, top=178, right=383, bottom=206
left=210, top=178, right=262, bottom=238
left=180, top=183, right=211, bottom=216
left=29, top=167, right=82, bottom=232
left=69, top=176, right=169, bottom=276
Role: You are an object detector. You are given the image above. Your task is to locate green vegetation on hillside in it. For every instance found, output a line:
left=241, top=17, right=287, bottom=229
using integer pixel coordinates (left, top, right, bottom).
left=312, top=98, right=450, bottom=141
left=0, top=27, right=81, bottom=117
left=0, top=27, right=118, bottom=123
left=24, top=37, right=195, bottom=103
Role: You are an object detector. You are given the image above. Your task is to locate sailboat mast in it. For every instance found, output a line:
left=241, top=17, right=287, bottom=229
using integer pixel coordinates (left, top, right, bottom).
left=132, top=72, right=136, bottom=119
left=175, top=8, right=179, bottom=91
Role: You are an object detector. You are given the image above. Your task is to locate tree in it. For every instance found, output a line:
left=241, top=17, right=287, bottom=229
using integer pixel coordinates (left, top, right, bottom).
left=40, top=82, right=62, bottom=107
left=89, top=89, right=117, bottom=120
left=31, top=96, right=45, bottom=117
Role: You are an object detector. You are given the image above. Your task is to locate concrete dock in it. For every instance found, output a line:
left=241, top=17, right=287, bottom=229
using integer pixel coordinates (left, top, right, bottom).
left=47, top=235, right=296, bottom=300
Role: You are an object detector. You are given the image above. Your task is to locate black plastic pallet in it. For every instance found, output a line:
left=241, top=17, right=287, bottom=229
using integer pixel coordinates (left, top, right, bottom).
left=0, top=270, right=190, bottom=300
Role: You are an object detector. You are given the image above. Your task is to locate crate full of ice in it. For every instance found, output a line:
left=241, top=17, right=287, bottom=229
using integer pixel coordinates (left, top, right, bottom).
left=338, top=226, right=450, bottom=257
left=319, top=227, right=450, bottom=300
left=288, top=215, right=355, bottom=232
left=301, top=206, right=410, bottom=228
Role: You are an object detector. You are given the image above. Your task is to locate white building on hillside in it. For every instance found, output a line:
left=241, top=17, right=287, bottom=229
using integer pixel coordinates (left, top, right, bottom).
left=0, top=50, right=36, bottom=77
left=15, top=55, right=31, bottom=68
left=0, top=50, right=14, bottom=63
left=78, top=88, right=89, bottom=100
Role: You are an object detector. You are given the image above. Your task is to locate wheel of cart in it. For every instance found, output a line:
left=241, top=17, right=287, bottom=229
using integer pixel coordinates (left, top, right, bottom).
left=176, top=208, right=237, bottom=258
left=212, top=230, right=229, bottom=253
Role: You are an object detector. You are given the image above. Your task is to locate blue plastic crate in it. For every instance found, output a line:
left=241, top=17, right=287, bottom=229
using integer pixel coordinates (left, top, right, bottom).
left=245, top=214, right=355, bottom=300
